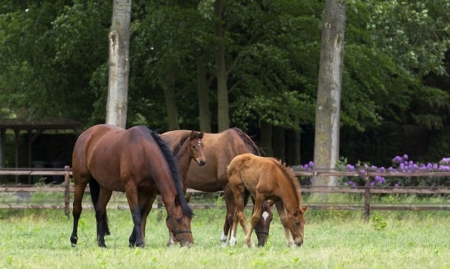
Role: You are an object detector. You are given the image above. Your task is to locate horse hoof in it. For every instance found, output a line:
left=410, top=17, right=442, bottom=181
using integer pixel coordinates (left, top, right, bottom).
left=71, top=243, right=77, bottom=248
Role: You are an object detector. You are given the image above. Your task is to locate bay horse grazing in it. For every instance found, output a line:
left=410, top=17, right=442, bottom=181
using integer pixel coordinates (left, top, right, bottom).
left=228, top=153, right=308, bottom=248
left=162, top=128, right=274, bottom=246
left=70, top=124, right=194, bottom=248
left=132, top=130, right=206, bottom=247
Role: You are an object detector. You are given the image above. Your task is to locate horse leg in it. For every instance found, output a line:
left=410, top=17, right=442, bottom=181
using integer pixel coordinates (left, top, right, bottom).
left=221, top=185, right=235, bottom=246
left=134, top=193, right=156, bottom=247
left=95, top=187, right=112, bottom=248
left=228, top=182, right=249, bottom=246
left=70, top=176, right=89, bottom=247
left=275, top=201, right=294, bottom=247
left=229, top=207, right=239, bottom=246
left=242, top=194, right=264, bottom=248
left=124, top=182, right=145, bottom=248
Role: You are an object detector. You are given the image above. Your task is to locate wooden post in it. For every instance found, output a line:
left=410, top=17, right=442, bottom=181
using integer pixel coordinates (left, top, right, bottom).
left=364, top=172, right=371, bottom=221
left=64, top=165, right=70, bottom=218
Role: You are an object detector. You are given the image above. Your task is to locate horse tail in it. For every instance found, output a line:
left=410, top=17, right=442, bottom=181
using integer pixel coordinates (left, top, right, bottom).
left=88, top=178, right=110, bottom=235
left=150, top=130, right=194, bottom=218
left=232, top=127, right=262, bottom=156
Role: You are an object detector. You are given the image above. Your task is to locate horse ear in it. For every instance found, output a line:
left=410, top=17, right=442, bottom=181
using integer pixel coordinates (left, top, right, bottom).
left=190, top=130, right=196, bottom=139
left=267, top=199, right=275, bottom=207
left=294, top=207, right=300, bottom=216
left=301, top=205, right=309, bottom=213
left=200, top=131, right=205, bottom=138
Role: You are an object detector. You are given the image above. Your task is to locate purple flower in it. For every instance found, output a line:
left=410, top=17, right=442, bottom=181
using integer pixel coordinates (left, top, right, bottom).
left=403, top=154, right=409, bottom=160
left=374, top=175, right=385, bottom=184
left=393, top=156, right=403, bottom=163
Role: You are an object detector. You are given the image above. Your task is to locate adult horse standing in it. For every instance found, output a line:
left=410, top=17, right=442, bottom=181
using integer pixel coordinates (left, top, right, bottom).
left=162, top=128, right=274, bottom=246
left=227, top=153, right=308, bottom=248
left=70, top=124, right=194, bottom=248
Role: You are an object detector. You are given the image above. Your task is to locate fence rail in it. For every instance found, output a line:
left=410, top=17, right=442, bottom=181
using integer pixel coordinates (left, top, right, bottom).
left=1, top=167, right=450, bottom=220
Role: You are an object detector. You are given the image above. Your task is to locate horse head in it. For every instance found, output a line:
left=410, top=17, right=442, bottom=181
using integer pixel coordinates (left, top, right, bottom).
left=189, top=130, right=206, bottom=166
left=254, top=199, right=274, bottom=247
left=166, top=195, right=194, bottom=247
left=287, top=205, right=309, bottom=247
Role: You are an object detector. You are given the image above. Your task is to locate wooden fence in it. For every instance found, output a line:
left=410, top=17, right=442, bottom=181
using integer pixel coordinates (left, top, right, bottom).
left=1, top=167, right=450, bottom=220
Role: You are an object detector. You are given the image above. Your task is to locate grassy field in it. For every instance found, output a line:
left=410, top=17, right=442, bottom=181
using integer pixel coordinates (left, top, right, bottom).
left=0, top=195, right=450, bottom=269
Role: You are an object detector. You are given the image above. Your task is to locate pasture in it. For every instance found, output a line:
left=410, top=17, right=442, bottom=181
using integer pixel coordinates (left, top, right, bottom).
left=1, top=195, right=449, bottom=269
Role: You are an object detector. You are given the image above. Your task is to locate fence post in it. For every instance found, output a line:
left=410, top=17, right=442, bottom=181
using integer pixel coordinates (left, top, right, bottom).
left=364, top=172, right=371, bottom=221
left=64, top=165, right=70, bottom=218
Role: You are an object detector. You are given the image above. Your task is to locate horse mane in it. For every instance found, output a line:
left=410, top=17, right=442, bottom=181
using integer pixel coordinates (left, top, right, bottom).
left=173, top=135, right=189, bottom=157
left=149, top=130, right=193, bottom=217
left=270, top=158, right=302, bottom=204
left=230, top=127, right=262, bottom=156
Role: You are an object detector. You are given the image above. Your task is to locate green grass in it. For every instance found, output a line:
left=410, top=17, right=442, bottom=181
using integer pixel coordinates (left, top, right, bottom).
left=1, top=202, right=450, bottom=269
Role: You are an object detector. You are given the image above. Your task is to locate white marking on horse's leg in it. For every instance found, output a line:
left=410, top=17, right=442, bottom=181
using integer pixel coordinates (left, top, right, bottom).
left=262, top=211, right=269, bottom=221
left=220, top=230, right=227, bottom=247
left=284, top=227, right=294, bottom=247
left=229, top=236, right=237, bottom=246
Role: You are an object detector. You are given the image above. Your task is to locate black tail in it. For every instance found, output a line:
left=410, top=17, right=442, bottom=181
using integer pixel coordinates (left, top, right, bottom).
left=150, top=130, right=194, bottom=218
left=89, top=178, right=110, bottom=235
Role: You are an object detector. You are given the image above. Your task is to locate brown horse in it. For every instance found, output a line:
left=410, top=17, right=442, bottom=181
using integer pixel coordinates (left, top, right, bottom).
left=132, top=130, right=206, bottom=247
left=162, top=128, right=274, bottom=246
left=228, top=153, right=308, bottom=247
left=70, top=124, right=194, bottom=248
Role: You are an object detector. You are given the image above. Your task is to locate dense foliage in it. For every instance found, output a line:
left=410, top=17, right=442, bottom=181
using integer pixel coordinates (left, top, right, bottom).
left=1, top=0, right=449, bottom=164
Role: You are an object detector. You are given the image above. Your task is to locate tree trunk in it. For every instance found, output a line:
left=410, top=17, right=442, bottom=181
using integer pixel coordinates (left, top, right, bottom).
left=214, top=0, right=230, bottom=132
left=272, top=126, right=285, bottom=162
left=163, top=69, right=180, bottom=131
left=106, top=0, right=131, bottom=129
left=313, top=0, right=346, bottom=186
left=196, top=51, right=211, bottom=133
left=259, top=121, right=273, bottom=157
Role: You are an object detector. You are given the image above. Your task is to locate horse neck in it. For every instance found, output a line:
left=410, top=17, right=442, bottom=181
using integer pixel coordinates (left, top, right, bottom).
left=174, top=138, right=192, bottom=184
left=278, top=174, right=301, bottom=212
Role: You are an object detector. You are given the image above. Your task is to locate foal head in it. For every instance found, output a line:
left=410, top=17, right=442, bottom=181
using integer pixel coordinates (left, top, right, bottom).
left=287, top=205, right=309, bottom=246
left=189, top=130, right=206, bottom=166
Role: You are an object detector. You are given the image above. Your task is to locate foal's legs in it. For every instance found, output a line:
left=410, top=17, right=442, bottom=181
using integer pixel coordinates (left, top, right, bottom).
left=70, top=176, right=89, bottom=247
left=242, top=194, right=265, bottom=247
left=275, top=201, right=294, bottom=247
left=228, top=184, right=253, bottom=247
left=95, top=187, right=113, bottom=247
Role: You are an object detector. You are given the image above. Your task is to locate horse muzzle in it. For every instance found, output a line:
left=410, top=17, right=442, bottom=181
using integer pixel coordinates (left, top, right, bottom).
left=197, top=159, right=206, bottom=166
left=294, top=238, right=303, bottom=247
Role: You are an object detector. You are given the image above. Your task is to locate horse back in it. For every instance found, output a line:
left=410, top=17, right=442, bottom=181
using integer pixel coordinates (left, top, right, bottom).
left=72, top=124, right=168, bottom=191
left=228, top=153, right=282, bottom=197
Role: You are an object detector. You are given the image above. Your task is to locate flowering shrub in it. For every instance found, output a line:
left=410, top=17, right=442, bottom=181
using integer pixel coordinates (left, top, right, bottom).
left=294, top=154, right=450, bottom=187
